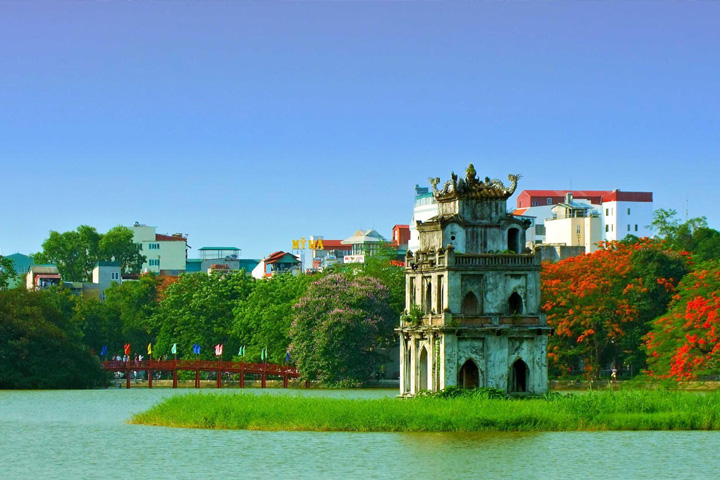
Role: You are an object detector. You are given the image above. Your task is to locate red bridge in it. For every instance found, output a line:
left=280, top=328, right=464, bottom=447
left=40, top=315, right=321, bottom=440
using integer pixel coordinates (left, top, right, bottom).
left=102, top=359, right=301, bottom=389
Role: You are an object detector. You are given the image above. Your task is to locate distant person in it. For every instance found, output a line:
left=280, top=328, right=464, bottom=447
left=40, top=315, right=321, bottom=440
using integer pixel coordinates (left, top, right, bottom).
left=611, top=367, right=618, bottom=384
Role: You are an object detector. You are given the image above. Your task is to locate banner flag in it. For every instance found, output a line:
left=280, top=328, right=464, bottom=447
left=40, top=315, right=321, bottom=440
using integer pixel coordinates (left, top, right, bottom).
left=171, top=343, right=177, bottom=355
left=147, top=343, right=152, bottom=355
left=124, top=343, right=131, bottom=355
left=215, top=344, right=223, bottom=356
left=100, top=345, right=108, bottom=357
left=285, top=350, right=290, bottom=363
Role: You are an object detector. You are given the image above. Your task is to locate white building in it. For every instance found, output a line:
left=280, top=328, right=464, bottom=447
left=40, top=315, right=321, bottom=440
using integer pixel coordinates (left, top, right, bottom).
left=408, top=185, right=439, bottom=253
left=91, top=261, right=122, bottom=300
left=131, top=223, right=188, bottom=275
left=544, top=194, right=603, bottom=253
left=513, top=189, right=653, bottom=249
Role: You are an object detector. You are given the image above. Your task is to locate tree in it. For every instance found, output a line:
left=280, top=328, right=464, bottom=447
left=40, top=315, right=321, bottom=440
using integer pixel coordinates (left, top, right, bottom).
left=0, top=288, right=107, bottom=388
left=34, top=225, right=145, bottom=282
left=98, top=226, right=145, bottom=274
left=0, top=255, right=16, bottom=289
left=290, top=273, right=396, bottom=386
left=153, top=271, right=255, bottom=360
left=645, top=262, right=720, bottom=381
left=231, top=273, right=310, bottom=364
left=542, top=239, right=687, bottom=378
left=650, top=209, right=720, bottom=263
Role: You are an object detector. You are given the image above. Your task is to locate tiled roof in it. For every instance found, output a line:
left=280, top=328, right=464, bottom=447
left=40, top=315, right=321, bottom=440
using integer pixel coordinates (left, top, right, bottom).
left=155, top=234, right=187, bottom=242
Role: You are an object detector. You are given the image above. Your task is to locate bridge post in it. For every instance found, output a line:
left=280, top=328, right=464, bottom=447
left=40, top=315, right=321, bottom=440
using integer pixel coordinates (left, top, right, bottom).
left=217, top=368, right=222, bottom=389
left=261, top=369, right=266, bottom=388
left=195, top=369, right=200, bottom=388
left=126, top=367, right=131, bottom=389
left=148, top=368, right=153, bottom=388
left=172, top=369, right=178, bottom=388
left=283, top=373, right=288, bottom=388
left=240, top=363, right=245, bottom=388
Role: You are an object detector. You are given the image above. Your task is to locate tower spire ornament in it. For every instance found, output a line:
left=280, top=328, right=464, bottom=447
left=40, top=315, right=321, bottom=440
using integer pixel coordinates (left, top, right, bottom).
left=398, top=166, right=549, bottom=396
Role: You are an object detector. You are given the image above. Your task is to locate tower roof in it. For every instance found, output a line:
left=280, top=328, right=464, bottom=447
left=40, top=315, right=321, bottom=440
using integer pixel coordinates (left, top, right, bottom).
left=429, top=164, right=520, bottom=202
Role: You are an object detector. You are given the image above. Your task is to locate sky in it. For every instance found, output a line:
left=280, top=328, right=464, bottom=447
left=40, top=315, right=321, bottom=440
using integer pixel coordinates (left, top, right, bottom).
left=1, top=1, right=718, bottom=260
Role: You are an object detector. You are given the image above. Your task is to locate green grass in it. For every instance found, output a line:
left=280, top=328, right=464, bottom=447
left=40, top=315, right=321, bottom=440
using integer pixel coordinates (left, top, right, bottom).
left=131, top=390, right=720, bottom=432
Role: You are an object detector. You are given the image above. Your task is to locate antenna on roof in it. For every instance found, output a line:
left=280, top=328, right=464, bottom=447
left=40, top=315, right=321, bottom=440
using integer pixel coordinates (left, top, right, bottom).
left=685, top=195, right=689, bottom=221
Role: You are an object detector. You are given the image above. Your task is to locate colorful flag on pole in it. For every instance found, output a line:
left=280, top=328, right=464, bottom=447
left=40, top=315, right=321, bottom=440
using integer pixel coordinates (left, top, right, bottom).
left=193, top=344, right=200, bottom=355
left=147, top=343, right=152, bottom=355
left=261, top=347, right=268, bottom=361
left=124, top=343, right=131, bottom=355
left=215, top=344, right=223, bottom=356
left=100, top=345, right=108, bottom=357
left=171, top=343, right=177, bottom=355
left=285, top=350, right=290, bottom=363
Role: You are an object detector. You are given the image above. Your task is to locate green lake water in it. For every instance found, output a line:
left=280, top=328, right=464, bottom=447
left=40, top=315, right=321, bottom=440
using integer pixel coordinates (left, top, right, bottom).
left=1, top=388, right=719, bottom=479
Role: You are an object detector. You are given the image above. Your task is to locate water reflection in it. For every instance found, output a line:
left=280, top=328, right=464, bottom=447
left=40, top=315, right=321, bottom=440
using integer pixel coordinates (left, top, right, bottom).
left=1, top=389, right=719, bottom=479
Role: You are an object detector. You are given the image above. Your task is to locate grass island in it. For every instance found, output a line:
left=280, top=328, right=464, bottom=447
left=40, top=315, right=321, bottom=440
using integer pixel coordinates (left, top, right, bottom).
left=131, top=389, right=720, bottom=432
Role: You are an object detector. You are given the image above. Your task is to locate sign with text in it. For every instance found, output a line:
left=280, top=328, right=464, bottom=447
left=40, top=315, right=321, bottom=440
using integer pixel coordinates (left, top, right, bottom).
left=343, top=254, right=365, bottom=264
left=292, top=237, right=324, bottom=250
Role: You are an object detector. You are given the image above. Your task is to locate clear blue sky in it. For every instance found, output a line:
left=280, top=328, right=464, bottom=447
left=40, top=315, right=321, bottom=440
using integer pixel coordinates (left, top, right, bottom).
left=1, top=2, right=718, bottom=259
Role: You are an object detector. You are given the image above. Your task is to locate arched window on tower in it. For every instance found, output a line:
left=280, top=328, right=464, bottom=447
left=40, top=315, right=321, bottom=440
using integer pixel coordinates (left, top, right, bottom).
left=424, top=280, right=432, bottom=314
left=462, top=292, right=480, bottom=315
left=507, top=227, right=520, bottom=253
left=508, top=292, right=523, bottom=315
left=419, top=347, right=429, bottom=391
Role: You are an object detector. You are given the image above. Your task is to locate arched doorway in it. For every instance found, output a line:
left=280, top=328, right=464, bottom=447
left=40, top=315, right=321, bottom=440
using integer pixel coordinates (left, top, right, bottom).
left=462, top=292, right=479, bottom=315
left=508, top=292, right=523, bottom=315
left=507, top=228, right=520, bottom=253
left=458, top=359, right=480, bottom=388
left=419, top=347, right=428, bottom=391
left=510, top=358, right=529, bottom=392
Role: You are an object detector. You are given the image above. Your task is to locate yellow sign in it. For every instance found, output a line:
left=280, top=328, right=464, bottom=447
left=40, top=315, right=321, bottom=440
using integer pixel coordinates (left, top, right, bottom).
left=292, top=237, right=325, bottom=250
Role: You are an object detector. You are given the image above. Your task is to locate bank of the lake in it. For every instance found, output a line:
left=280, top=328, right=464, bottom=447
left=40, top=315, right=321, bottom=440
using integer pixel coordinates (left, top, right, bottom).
left=131, top=389, right=720, bottom=432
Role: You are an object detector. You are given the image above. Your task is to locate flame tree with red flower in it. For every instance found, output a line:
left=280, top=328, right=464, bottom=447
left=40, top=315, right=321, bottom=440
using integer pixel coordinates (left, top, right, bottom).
left=542, top=239, right=687, bottom=379
left=645, top=262, right=720, bottom=381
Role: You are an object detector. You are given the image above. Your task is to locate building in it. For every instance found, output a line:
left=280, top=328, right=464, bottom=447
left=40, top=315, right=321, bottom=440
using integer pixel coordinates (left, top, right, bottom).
left=26, top=265, right=62, bottom=290
left=91, top=261, right=122, bottom=300
left=408, top=185, right=439, bottom=253
left=131, top=223, right=188, bottom=275
left=544, top=193, right=603, bottom=253
left=251, top=251, right=301, bottom=279
left=341, top=229, right=386, bottom=263
left=3, top=253, right=33, bottom=288
left=391, top=225, right=410, bottom=256
left=306, top=238, right=352, bottom=271
left=514, top=189, right=653, bottom=248
left=398, top=165, right=550, bottom=396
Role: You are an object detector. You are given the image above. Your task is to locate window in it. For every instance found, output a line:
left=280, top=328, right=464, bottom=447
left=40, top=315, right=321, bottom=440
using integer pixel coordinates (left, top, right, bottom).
left=627, top=208, right=631, bottom=215
left=611, top=225, right=614, bottom=232
left=605, top=225, right=609, bottom=233
left=149, top=243, right=160, bottom=250
left=546, top=198, right=552, bottom=205
left=605, top=208, right=609, bottom=216
left=531, top=201, right=538, bottom=206
left=149, top=259, right=160, bottom=266
left=535, top=224, right=546, bottom=236
left=111, top=272, right=120, bottom=280
left=635, top=224, right=638, bottom=232
left=627, top=224, right=630, bottom=232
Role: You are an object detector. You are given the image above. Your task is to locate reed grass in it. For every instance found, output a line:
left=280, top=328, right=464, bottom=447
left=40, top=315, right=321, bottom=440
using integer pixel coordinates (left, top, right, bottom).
left=131, top=390, right=720, bottom=432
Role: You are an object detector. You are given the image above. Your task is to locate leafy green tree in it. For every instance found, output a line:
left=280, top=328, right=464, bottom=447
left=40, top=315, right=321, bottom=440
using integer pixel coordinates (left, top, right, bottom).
left=650, top=209, right=720, bottom=263
left=34, top=225, right=145, bottom=282
left=338, top=245, right=405, bottom=316
left=0, top=255, right=17, bottom=289
left=153, top=271, right=255, bottom=360
left=0, top=288, right=107, bottom=388
left=98, top=226, right=146, bottom=274
left=102, top=274, right=162, bottom=357
left=290, top=273, right=396, bottom=386
left=231, top=273, right=311, bottom=363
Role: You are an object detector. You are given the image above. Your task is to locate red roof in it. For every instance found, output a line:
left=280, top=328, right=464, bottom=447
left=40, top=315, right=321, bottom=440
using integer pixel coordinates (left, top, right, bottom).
left=517, top=190, right=652, bottom=208
left=320, top=240, right=352, bottom=250
left=265, top=251, right=300, bottom=264
left=155, top=234, right=187, bottom=242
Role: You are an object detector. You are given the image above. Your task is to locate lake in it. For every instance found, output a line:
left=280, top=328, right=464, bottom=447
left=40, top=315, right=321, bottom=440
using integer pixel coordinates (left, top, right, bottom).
left=1, top=387, right=719, bottom=479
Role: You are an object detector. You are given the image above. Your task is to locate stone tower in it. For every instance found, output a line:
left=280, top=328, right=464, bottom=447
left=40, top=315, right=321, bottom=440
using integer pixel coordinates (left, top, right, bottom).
left=398, top=165, right=550, bottom=396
